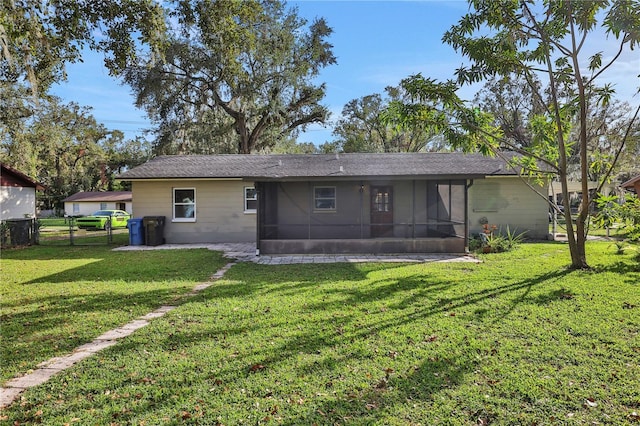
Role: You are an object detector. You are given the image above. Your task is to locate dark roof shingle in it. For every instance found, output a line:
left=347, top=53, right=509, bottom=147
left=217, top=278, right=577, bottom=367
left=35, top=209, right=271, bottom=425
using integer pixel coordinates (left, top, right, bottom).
left=621, top=175, right=640, bottom=188
left=63, top=191, right=132, bottom=202
left=117, top=153, right=521, bottom=181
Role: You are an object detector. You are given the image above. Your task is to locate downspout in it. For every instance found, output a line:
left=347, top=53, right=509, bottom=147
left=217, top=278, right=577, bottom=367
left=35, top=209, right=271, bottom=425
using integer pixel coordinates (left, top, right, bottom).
left=359, top=181, right=364, bottom=239
left=412, top=180, right=416, bottom=239
left=465, top=179, right=474, bottom=253
left=255, top=182, right=262, bottom=256
left=308, top=181, right=312, bottom=239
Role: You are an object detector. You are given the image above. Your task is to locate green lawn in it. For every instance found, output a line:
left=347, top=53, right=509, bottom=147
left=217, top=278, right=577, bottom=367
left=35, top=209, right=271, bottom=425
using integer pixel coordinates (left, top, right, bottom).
left=2, top=242, right=639, bottom=425
left=1, top=245, right=228, bottom=383
left=38, top=217, right=68, bottom=227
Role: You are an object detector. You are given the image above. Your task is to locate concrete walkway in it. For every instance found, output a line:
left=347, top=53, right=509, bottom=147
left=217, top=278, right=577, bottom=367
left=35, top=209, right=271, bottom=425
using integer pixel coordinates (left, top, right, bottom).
left=1, top=244, right=477, bottom=408
left=114, top=242, right=480, bottom=264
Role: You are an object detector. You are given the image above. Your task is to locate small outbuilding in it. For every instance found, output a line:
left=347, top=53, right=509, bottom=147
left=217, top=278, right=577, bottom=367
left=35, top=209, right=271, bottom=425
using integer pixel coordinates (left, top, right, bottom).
left=118, top=153, right=550, bottom=254
left=621, top=175, right=640, bottom=195
left=1, top=163, right=45, bottom=220
left=63, top=191, right=133, bottom=217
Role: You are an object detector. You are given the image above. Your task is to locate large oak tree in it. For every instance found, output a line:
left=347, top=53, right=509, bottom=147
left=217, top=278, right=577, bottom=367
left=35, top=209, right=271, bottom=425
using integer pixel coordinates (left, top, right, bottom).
left=124, top=0, right=336, bottom=154
left=1, top=0, right=166, bottom=96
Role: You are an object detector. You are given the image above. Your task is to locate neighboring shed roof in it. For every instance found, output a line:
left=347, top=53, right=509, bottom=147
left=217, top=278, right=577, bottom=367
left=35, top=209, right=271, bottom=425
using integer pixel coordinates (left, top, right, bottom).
left=621, top=175, right=640, bottom=189
left=63, top=191, right=132, bottom=203
left=1, top=163, right=46, bottom=190
left=117, top=153, right=522, bottom=181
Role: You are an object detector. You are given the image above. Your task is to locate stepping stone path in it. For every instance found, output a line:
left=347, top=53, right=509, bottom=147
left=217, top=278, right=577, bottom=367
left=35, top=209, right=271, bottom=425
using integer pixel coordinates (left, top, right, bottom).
left=0, top=262, right=236, bottom=409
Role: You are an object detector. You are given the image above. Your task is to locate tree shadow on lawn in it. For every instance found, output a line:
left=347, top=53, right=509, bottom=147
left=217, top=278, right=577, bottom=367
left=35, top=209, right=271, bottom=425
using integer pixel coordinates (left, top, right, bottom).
left=591, top=260, right=640, bottom=281
left=207, top=263, right=576, bottom=357
left=17, top=249, right=225, bottom=285
left=214, top=262, right=384, bottom=298
left=296, top=267, right=573, bottom=327
left=3, top=262, right=591, bottom=424
left=114, top=266, right=576, bottom=423
left=60, top=305, right=479, bottom=425
left=2, top=249, right=227, bottom=384
left=0, top=286, right=195, bottom=384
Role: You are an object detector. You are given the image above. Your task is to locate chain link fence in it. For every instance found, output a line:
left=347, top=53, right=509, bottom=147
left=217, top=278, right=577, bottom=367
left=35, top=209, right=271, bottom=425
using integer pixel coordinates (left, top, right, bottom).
left=1, top=217, right=129, bottom=248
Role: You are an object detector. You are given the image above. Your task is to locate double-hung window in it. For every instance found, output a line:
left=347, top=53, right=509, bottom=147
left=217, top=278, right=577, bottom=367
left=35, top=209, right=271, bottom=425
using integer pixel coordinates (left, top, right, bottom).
left=314, top=186, right=336, bottom=211
left=244, top=187, right=257, bottom=213
left=173, top=188, right=196, bottom=221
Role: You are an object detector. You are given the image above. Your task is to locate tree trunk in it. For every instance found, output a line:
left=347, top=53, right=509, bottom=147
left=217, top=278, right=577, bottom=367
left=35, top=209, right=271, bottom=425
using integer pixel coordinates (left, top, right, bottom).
left=572, top=24, right=591, bottom=271
left=236, top=115, right=252, bottom=154
left=572, top=214, right=589, bottom=269
left=558, top=173, right=587, bottom=269
left=562, top=12, right=590, bottom=270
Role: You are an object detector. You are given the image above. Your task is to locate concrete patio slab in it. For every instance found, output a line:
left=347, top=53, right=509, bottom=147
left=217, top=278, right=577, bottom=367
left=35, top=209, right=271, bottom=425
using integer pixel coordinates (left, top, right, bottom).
left=114, top=242, right=480, bottom=264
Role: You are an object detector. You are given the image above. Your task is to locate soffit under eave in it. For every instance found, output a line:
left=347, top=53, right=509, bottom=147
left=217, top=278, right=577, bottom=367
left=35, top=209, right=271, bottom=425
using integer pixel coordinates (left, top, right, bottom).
left=250, top=174, right=493, bottom=182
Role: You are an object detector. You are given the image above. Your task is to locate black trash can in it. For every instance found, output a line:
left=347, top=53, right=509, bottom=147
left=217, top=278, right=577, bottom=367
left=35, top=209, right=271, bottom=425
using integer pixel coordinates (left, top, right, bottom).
left=7, top=218, right=32, bottom=246
left=143, top=216, right=165, bottom=246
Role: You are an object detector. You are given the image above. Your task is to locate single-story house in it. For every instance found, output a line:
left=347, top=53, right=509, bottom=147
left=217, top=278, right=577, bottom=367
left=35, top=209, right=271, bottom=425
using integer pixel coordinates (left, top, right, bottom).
left=548, top=180, right=618, bottom=205
left=1, top=163, right=46, bottom=220
left=63, top=191, right=133, bottom=217
left=118, top=153, right=549, bottom=254
left=621, top=175, right=640, bottom=195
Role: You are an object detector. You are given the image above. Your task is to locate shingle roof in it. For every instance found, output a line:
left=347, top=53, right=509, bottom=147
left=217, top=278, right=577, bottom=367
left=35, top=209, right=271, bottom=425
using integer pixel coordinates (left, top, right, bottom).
left=1, top=163, right=46, bottom=190
left=63, top=191, right=132, bottom=202
left=117, top=153, right=523, bottom=181
left=621, top=175, right=640, bottom=188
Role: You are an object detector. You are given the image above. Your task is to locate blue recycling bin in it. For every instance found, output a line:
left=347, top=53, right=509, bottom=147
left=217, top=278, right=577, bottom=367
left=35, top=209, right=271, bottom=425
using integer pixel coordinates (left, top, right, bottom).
left=127, top=218, right=145, bottom=245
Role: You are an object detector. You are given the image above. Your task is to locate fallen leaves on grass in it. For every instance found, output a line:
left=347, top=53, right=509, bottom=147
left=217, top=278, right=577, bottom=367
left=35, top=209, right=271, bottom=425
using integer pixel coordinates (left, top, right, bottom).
left=249, top=363, right=266, bottom=373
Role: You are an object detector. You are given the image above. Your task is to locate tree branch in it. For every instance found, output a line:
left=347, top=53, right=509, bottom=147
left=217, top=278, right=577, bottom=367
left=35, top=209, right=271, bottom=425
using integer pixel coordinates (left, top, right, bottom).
left=596, top=103, right=640, bottom=195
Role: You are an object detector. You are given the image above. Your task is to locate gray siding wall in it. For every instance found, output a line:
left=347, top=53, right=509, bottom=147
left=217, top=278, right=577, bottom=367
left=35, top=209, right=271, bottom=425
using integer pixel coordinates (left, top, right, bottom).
left=468, top=177, right=549, bottom=239
left=131, top=180, right=256, bottom=243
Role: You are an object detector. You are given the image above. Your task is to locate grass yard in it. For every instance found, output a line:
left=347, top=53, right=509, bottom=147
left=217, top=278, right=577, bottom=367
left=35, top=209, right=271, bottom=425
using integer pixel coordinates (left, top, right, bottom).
left=2, top=242, right=639, bottom=425
left=38, top=218, right=69, bottom=227
left=1, top=245, right=228, bottom=383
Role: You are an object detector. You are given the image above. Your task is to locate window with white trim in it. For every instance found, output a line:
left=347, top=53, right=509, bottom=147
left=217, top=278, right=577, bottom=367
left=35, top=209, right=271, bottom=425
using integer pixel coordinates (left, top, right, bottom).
left=173, top=188, right=196, bottom=221
left=100, top=202, right=107, bottom=210
left=314, top=186, right=336, bottom=211
left=244, top=187, right=257, bottom=213
left=73, top=203, right=80, bottom=214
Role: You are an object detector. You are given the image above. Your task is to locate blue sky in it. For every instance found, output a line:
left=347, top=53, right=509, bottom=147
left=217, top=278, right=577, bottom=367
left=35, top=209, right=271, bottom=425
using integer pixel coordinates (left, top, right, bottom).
left=51, top=1, right=639, bottom=146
